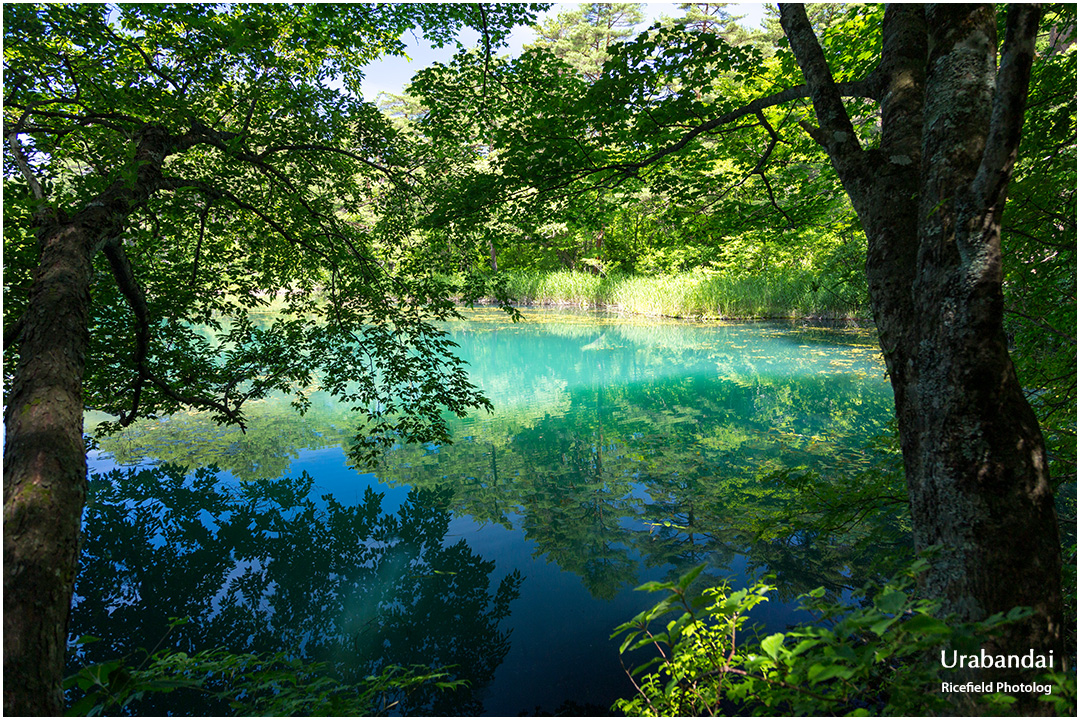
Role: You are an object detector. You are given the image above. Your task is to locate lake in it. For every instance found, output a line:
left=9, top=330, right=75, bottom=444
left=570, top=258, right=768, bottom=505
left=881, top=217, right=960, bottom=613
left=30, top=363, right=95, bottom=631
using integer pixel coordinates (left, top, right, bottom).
left=73, top=308, right=904, bottom=715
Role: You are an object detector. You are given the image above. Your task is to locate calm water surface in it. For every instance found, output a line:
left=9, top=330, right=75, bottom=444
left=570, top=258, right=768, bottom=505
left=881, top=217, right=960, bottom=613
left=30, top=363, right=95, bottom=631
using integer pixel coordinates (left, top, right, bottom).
left=75, top=308, right=897, bottom=715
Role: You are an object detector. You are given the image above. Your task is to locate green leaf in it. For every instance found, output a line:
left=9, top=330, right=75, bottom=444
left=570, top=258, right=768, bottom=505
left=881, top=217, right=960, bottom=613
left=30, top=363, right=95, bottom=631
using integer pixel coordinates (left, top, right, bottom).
left=873, top=590, right=907, bottom=614
left=618, top=631, right=640, bottom=654
left=899, top=614, right=949, bottom=635
left=869, top=616, right=897, bottom=636
left=65, top=695, right=102, bottom=717
left=1005, top=606, right=1034, bottom=622
left=631, top=657, right=663, bottom=677
left=761, top=632, right=785, bottom=661
left=676, top=563, right=706, bottom=592
left=789, top=638, right=821, bottom=656
left=636, top=580, right=675, bottom=593
left=807, top=662, right=852, bottom=684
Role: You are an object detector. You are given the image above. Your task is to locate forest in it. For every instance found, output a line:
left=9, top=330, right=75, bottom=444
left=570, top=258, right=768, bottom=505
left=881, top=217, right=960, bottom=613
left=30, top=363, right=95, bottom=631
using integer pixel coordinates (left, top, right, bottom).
left=3, top=2, right=1076, bottom=716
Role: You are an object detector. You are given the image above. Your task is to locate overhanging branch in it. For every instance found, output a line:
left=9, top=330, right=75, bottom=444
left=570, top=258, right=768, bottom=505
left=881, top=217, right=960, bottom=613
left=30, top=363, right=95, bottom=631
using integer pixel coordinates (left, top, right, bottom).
left=448, top=71, right=881, bottom=222
left=102, top=240, right=150, bottom=426
left=592, top=75, right=879, bottom=179
left=161, top=176, right=329, bottom=260
left=103, top=237, right=247, bottom=429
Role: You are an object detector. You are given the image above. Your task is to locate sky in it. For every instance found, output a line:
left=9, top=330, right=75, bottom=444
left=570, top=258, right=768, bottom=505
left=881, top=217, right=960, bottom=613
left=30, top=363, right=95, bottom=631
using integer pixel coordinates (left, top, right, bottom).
left=358, top=2, right=770, bottom=99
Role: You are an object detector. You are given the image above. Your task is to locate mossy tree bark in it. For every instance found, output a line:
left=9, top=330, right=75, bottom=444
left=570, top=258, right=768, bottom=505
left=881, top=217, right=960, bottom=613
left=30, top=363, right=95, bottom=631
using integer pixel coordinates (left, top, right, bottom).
left=3, top=219, right=95, bottom=717
left=780, top=2, right=1061, bottom=669
left=3, top=125, right=188, bottom=716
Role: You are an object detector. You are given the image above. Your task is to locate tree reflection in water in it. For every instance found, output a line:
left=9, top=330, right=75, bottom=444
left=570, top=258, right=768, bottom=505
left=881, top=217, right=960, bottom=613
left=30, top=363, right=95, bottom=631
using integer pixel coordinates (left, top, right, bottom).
left=81, top=315, right=911, bottom=713
left=69, top=465, right=522, bottom=715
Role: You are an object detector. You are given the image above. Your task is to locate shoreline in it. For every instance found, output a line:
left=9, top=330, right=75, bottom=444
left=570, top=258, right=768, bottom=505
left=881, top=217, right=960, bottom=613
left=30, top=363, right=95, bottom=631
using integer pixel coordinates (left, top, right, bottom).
left=461, top=295, right=875, bottom=327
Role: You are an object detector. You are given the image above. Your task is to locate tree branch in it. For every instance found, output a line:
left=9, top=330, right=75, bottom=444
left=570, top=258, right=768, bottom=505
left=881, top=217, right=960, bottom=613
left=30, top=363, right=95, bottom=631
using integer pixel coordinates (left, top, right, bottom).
left=102, top=22, right=181, bottom=93
left=102, top=240, right=151, bottom=426
left=103, top=238, right=247, bottom=429
left=4, top=315, right=26, bottom=351
left=597, top=77, right=876, bottom=178
left=191, top=198, right=211, bottom=286
left=972, top=3, right=1044, bottom=208
left=1005, top=306, right=1077, bottom=344
left=5, top=132, right=46, bottom=200
left=256, top=143, right=405, bottom=182
left=4, top=106, right=140, bottom=135
left=145, top=373, right=247, bottom=430
left=161, top=176, right=329, bottom=260
left=779, top=4, right=863, bottom=163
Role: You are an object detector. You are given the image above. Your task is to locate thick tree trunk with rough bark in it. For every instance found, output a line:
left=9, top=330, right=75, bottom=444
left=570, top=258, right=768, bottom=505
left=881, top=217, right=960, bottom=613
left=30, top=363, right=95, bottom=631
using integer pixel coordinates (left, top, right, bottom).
left=3, top=126, right=193, bottom=716
left=3, top=217, right=96, bottom=716
left=780, top=1, right=1062, bottom=672
left=908, top=0, right=1061, bottom=662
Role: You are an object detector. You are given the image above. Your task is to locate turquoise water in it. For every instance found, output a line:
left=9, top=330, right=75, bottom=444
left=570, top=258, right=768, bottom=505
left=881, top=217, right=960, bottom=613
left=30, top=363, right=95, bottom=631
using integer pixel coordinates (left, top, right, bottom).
left=73, top=308, right=900, bottom=715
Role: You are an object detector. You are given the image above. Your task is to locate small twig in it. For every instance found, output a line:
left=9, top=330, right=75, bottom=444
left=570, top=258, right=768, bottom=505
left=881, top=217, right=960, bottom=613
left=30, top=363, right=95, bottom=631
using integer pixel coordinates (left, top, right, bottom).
left=1005, top=307, right=1076, bottom=344
left=103, top=22, right=181, bottom=91
left=162, top=176, right=328, bottom=260
left=618, top=655, right=660, bottom=714
left=256, top=143, right=407, bottom=182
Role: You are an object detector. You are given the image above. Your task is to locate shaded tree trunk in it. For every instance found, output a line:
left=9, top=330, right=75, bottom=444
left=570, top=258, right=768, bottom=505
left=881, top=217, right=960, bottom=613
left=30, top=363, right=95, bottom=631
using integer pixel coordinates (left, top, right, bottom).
left=4, top=125, right=197, bottom=715
left=4, top=217, right=96, bottom=716
left=780, top=1, right=1062, bottom=671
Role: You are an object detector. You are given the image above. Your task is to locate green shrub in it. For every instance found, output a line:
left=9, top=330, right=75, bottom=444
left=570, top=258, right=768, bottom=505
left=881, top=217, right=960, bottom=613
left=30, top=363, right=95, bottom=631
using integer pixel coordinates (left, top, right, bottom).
left=612, top=559, right=1075, bottom=716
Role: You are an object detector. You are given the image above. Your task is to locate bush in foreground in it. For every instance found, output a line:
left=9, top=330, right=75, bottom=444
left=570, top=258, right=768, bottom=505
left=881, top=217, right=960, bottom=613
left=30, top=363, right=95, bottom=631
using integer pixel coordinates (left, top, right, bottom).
left=612, top=559, right=1075, bottom=716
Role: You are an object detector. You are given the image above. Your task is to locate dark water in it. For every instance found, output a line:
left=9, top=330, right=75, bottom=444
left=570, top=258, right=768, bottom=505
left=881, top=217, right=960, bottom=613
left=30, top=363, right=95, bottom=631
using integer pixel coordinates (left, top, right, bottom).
left=74, top=308, right=900, bottom=715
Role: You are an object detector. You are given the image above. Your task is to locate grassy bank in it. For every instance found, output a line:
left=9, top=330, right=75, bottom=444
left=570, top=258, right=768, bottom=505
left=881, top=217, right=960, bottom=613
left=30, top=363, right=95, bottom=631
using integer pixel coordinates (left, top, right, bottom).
left=491, top=269, right=869, bottom=320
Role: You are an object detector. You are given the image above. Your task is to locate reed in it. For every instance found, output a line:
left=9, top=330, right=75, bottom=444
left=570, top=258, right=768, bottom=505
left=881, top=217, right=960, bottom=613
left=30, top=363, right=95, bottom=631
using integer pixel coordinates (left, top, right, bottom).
left=494, top=269, right=867, bottom=319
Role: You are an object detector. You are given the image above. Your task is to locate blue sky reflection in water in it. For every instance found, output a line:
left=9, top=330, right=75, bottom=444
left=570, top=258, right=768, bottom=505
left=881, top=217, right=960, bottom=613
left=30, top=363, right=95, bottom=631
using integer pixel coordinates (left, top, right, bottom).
left=76, top=308, right=901, bottom=715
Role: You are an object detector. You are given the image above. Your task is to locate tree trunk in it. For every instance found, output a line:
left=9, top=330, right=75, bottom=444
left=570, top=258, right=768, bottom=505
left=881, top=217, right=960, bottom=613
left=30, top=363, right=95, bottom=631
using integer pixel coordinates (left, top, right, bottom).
left=780, top=1, right=1062, bottom=670
left=3, top=125, right=186, bottom=715
left=4, top=216, right=96, bottom=716
left=904, top=1, right=1062, bottom=662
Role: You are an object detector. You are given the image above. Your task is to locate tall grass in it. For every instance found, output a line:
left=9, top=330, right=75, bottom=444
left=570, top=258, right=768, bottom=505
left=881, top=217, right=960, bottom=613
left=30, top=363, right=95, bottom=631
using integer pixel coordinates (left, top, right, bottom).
left=496, top=269, right=867, bottom=319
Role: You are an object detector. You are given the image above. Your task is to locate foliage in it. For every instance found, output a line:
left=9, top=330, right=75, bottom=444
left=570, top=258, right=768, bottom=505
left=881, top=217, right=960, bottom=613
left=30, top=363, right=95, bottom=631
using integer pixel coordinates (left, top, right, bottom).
left=66, top=624, right=465, bottom=717
left=1000, top=4, right=1077, bottom=506
left=406, top=2, right=869, bottom=313
left=495, top=266, right=866, bottom=319
left=612, top=558, right=1075, bottom=716
left=2, top=3, right=543, bottom=464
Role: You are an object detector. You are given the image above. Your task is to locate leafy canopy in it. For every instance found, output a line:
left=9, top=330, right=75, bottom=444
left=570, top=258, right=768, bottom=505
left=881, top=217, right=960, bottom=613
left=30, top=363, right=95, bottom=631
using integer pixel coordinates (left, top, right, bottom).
left=3, top=3, right=543, bottom=461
